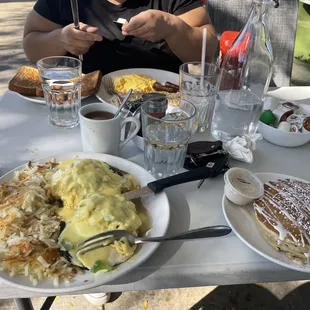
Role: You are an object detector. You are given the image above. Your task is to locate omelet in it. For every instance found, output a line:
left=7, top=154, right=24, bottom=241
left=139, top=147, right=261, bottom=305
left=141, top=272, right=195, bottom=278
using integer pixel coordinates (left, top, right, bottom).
left=113, top=74, right=156, bottom=94
left=58, top=194, right=142, bottom=271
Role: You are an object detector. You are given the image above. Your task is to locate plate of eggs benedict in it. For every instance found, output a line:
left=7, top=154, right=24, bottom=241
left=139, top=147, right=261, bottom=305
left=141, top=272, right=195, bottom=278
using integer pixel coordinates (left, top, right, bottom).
left=0, top=153, right=170, bottom=293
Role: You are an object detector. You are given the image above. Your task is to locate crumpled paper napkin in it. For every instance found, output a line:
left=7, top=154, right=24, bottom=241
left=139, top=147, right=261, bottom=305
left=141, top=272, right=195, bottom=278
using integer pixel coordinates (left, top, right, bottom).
left=223, top=134, right=262, bottom=163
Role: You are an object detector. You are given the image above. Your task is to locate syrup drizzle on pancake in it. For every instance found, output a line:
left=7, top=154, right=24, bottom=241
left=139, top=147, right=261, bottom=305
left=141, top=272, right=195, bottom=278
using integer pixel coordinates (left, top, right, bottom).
left=254, top=179, right=310, bottom=259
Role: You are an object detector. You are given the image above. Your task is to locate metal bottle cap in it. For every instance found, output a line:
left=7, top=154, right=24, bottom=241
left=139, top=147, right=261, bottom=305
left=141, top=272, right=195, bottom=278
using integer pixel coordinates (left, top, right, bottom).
left=142, top=93, right=168, bottom=118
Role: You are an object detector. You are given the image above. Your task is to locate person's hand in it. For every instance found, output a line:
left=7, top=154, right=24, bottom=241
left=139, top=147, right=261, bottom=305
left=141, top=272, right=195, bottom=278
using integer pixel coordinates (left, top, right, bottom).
left=60, top=22, right=103, bottom=56
left=122, top=10, right=174, bottom=42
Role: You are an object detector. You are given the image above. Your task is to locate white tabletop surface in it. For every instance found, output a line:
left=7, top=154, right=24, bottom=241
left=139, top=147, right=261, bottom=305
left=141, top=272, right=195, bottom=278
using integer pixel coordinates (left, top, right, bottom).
left=300, top=0, right=310, bottom=5
left=0, top=90, right=310, bottom=299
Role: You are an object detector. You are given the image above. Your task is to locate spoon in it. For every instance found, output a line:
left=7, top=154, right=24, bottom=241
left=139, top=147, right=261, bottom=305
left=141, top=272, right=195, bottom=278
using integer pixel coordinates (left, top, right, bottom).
left=114, top=89, right=132, bottom=118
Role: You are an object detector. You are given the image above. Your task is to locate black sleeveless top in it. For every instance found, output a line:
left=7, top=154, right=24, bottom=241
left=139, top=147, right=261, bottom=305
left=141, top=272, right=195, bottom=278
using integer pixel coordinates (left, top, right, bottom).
left=34, top=0, right=202, bottom=74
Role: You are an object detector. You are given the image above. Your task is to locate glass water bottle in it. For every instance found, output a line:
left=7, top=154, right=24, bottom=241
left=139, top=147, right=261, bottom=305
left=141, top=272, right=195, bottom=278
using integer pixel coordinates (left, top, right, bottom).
left=211, top=0, right=279, bottom=142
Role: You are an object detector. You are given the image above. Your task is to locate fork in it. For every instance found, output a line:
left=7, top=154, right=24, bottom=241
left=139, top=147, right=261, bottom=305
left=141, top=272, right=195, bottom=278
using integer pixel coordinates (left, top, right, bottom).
left=102, top=76, right=122, bottom=105
left=77, top=226, right=232, bottom=255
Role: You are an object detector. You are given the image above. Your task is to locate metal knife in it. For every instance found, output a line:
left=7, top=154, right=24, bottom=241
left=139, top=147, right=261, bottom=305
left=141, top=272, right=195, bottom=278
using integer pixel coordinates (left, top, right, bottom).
left=70, top=0, right=83, bottom=62
left=123, top=165, right=221, bottom=200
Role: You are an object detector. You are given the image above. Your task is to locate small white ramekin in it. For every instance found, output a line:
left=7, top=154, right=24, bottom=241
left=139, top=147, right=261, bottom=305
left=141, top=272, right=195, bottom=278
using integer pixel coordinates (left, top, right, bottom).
left=224, top=168, right=264, bottom=205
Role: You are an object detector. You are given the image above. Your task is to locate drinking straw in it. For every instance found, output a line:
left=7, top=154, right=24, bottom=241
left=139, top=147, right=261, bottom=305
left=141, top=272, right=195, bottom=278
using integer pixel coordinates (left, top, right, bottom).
left=200, top=28, right=207, bottom=88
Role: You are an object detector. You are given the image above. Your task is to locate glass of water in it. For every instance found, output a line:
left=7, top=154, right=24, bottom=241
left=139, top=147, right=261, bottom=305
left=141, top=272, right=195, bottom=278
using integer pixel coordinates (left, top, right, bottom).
left=179, top=62, right=221, bottom=133
left=37, top=56, right=82, bottom=128
left=141, top=99, right=196, bottom=179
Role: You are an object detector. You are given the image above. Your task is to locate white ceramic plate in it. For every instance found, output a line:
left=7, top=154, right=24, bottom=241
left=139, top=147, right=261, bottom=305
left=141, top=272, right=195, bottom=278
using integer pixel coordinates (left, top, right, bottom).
left=0, top=152, right=170, bottom=293
left=222, top=172, right=310, bottom=273
left=17, top=93, right=90, bottom=105
left=17, top=93, right=46, bottom=104
left=16, top=73, right=89, bottom=105
left=267, top=87, right=310, bottom=103
left=96, top=68, right=179, bottom=104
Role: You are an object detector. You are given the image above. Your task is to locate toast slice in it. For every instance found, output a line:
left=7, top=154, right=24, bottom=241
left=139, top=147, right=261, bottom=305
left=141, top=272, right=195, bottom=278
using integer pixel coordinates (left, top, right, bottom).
left=80, top=70, right=103, bottom=97
left=9, top=66, right=102, bottom=98
left=35, top=86, right=44, bottom=97
left=8, top=66, right=41, bottom=96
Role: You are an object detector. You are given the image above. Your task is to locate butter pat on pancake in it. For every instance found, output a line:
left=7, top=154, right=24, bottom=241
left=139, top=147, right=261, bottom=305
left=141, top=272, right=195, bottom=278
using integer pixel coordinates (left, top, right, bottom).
left=113, top=74, right=156, bottom=94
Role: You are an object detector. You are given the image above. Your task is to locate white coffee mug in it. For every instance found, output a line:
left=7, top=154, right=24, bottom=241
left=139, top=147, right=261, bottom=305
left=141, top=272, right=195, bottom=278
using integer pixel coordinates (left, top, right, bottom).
left=79, top=102, right=140, bottom=155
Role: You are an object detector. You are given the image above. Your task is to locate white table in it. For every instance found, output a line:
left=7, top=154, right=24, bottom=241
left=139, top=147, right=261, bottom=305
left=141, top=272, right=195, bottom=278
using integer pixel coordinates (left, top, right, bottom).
left=0, top=90, right=310, bottom=299
left=300, top=0, right=310, bottom=6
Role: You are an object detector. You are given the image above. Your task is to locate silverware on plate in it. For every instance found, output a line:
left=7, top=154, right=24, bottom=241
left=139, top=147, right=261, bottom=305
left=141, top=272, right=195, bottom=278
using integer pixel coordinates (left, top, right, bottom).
left=103, top=76, right=122, bottom=105
left=114, top=89, right=132, bottom=118
left=70, top=0, right=83, bottom=62
left=77, top=226, right=232, bottom=255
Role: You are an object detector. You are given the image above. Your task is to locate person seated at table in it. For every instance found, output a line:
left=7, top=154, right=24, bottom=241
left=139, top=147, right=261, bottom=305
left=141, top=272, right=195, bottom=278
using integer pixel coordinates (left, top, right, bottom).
left=23, top=0, right=218, bottom=74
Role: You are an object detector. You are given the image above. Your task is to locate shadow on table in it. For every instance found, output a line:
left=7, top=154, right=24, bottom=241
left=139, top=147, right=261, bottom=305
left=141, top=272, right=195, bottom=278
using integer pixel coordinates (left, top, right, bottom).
left=190, top=282, right=310, bottom=310
left=109, top=187, right=191, bottom=285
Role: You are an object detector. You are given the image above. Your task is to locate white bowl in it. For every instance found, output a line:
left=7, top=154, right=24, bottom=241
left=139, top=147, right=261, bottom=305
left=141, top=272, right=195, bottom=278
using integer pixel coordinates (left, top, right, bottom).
left=258, top=121, right=310, bottom=147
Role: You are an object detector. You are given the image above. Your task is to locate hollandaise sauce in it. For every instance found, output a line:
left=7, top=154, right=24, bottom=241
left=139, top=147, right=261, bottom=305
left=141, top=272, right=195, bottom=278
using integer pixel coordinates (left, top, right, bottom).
left=53, top=159, right=151, bottom=273
left=50, top=159, right=140, bottom=210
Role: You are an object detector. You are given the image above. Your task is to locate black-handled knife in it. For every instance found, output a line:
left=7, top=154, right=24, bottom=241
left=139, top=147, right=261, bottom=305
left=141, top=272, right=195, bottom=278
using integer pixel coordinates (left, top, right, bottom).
left=124, top=165, right=219, bottom=200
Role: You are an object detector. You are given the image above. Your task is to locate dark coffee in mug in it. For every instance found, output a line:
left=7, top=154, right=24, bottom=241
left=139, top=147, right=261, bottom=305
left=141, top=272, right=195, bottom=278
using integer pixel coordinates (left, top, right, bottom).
left=84, top=111, right=114, bottom=120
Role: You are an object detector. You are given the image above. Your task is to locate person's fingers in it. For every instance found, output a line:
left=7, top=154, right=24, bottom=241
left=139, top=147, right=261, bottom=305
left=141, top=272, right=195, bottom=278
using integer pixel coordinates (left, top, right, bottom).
left=67, top=44, right=90, bottom=56
left=71, top=39, right=94, bottom=49
left=123, top=30, right=156, bottom=42
left=123, top=14, right=147, bottom=32
left=72, top=27, right=102, bottom=42
left=123, top=24, right=150, bottom=38
left=86, top=27, right=100, bottom=34
left=79, top=22, right=100, bottom=34
left=65, top=34, right=94, bottom=51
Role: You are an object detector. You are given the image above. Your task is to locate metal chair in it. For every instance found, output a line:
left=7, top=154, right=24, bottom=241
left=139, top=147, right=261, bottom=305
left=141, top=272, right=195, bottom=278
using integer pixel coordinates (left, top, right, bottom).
left=14, top=297, right=56, bottom=310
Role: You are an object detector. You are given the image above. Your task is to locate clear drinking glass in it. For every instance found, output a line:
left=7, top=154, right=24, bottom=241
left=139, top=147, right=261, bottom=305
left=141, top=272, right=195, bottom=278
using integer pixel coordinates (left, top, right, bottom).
left=37, top=56, right=82, bottom=128
left=179, top=62, right=222, bottom=133
left=141, top=99, right=196, bottom=179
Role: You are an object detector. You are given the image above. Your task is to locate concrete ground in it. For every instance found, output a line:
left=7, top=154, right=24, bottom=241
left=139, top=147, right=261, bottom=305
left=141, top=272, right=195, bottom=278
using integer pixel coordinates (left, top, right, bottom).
left=0, top=1, right=310, bottom=309
left=0, top=281, right=310, bottom=310
left=0, top=0, right=31, bottom=95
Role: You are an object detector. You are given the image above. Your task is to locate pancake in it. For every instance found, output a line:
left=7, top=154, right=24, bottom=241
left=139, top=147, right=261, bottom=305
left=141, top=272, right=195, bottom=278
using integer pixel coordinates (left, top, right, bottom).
left=253, top=179, right=310, bottom=264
